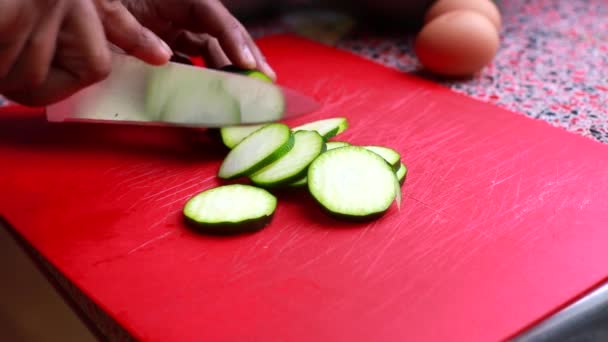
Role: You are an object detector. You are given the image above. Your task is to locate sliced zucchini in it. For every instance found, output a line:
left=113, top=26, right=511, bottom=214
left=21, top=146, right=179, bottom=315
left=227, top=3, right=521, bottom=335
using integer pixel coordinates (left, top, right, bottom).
left=145, top=64, right=243, bottom=126
left=308, top=146, right=398, bottom=220
left=325, top=141, right=350, bottom=150
left=162, top=78, right=241, bottom=126
left=222, top=76, right=285, bottom=124
left=285, top=139, right=348, bottom=187
left=220, top=65, right=273, bottom=83
left=395, top=163, right=407, bottom=185
left=144, top=62, right=284, bottom=126
left=288, top=176, right=308, bottom=188
left=220, top=124, right=267, bottom=149
left=363, top=146, right=401, bottom=171
left=145, top=66, right=171, bottom=119
left=251, top=130, right=326, bottom=187
left=293, top=117, right=348, bottom=140
left=218, top=123, right=294, bottom=179
left=183, top=184, right=276, bottom=234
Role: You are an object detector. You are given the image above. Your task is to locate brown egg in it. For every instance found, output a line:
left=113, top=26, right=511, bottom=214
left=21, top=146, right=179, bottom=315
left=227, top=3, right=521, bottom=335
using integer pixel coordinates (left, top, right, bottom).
left=425, top=0, right=502, bottom=30
left=414, top=10, right=499, bottom=77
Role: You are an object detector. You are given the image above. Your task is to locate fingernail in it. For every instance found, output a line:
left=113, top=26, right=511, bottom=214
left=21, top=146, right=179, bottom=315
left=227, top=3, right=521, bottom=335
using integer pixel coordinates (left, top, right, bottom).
left=159, top=38, right=173, bottom=57
left=263, top=62, right=277, bottom=81
left=241, top=46, right=256, bottom=68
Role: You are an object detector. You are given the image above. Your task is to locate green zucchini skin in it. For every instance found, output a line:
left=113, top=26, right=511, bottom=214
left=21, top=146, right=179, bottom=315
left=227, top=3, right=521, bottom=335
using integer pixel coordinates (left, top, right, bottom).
left=325, top=141, right=350, bottom=149
left=220, top=124, right=267, bottom=149
left=251, top=131, right=327, bottom=189
left=242, top=133, right=295, bottom=177
left=219, top=65, right=272, bottom=82
left=218, top=123, right=295, bottom=179
left=313, top=204, right=390, bottom=222
left=183, top=214, right=275, bottom=235
left=182, top=184, right=277, bottom=235
left=396, top=163, right=408, bottom=185
left=363, top=146, right=401, bottom=171
left=293, top=117, right=349, bottom=140
left=307, top=146, right=398, bottom=220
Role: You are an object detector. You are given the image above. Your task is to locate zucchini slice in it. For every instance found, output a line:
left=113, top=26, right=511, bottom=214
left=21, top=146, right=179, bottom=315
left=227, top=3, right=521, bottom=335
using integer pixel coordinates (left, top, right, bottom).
left=395, top=163, right=408, bottom=185
left=325, top=141, right=350, bottom=150
left=363, top=146, right=401, bottom=171
left=251, top=130, right=326, bottom=187
left=222, top=76, right=285, bottom=124
left=161, top=78, right=241, bottom=126
left=288, top=176, right=308, bottom=188
left=286, top=139, right=348, bottom=187
left=183, top=184, right=276, bottom=234
left=307, top=146, right=398, bottom=220
left=218, top=123, right=294, bottom=179
left=293, top=117, right=348, bottom=140
left=220, top=124, right=267, bottom=149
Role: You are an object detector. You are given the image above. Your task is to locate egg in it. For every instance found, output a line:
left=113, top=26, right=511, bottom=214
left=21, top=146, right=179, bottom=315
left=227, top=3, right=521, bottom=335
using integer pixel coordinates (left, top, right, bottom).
left=414, top=10, right=499, bottom=77
left=425, top=0, right=502, bottom=30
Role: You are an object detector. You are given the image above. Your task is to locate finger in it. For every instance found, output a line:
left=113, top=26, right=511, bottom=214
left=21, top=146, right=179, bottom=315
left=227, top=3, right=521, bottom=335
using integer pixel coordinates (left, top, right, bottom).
left=56, top=0, right=112, bottom=87
left=99, top=0, right=172, bottom=65
left=0, top=1, right=67, bottom=91
left=5, top=0, right=112, bottom=106
left=241, top=34, right=276, bottom=81
left=2, top=68, right=79, bottom=107
left=0, top=0, right=34, bottom=78
left=155, top=0, right=258, bottom=69
left=173, top=32, right=230, bottom=68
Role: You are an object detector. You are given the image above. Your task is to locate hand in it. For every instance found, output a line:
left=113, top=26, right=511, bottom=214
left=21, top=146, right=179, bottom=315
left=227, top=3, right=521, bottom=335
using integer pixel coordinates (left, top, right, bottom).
left=121, top=0, right=276, bottom=80
left=0, top=0, right=172, bottom=106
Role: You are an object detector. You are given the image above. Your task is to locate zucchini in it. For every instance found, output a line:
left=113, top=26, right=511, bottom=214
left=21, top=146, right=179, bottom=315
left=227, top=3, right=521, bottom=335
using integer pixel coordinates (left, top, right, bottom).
left=288, top=176, right=308, bottom=188
left=183, top=184, right=276, bottom=234
left=293, top=117, right=348, bottom=140
left=363, top=146, right=401, bottom=171
left=162, top=78, right=241, bottom=126
left=325, top=141, right=350, bottom=149
left=220, top=65, right=273, bottom=82
left=395, top=163, right=407, bottom=185
left=286, top=140, right=350, bottom=187
left=222, top=76, right=285, bottom=124
left=218, top=123, right=294, bottom=179
left=144, top=62, right=283, bottom=126
left=251, top=130, right=326, bottom=187
left=220, top=124, right=267, bottom=149
left=307, top=146, right=399, bottom=220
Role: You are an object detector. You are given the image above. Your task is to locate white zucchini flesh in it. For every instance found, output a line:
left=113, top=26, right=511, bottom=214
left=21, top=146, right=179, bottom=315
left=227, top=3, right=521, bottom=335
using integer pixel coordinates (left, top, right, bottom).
left=183, top=184, right=276, bottom=233
left=308, top=146, right=398, bottom=219
left=396, top=163, right=407, bottom=185
left=363, top=146, right=401, bottom=170
left=220, top=124, right=267, bottom=149
left=145, top=62, right=285, bottom=126
left=325, top=141, right=350, bottom=149
left=218, top=123, right=294, bottom=179
left=293, top=117, right=348, bottom=140
left=287, top=140, right=350, bottom=187
left=222, top=76, right=285, bottom=124
left=251, top=131, right=325, bottom=187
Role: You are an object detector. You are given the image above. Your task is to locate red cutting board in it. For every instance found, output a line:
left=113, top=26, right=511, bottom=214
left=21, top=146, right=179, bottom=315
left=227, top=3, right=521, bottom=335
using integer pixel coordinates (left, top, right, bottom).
left=2, top=34, right=608, bottom=342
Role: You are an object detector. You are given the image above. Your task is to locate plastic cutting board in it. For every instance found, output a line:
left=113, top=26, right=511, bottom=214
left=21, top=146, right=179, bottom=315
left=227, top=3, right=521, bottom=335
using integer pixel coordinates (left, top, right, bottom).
left=1, top=34, right=608, bottom=341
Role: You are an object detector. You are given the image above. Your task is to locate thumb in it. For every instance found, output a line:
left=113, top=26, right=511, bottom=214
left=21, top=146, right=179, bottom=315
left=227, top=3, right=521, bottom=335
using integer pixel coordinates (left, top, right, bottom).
left=98, top=0, right=172, bottom=65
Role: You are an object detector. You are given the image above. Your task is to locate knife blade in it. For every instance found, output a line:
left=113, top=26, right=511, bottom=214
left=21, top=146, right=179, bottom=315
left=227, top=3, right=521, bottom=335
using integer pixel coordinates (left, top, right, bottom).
left=46, top=53, right=320, bottom=128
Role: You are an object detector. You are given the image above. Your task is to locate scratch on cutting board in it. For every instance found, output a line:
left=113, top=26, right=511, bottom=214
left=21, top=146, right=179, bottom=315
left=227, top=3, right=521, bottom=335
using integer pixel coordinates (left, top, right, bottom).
left=361, top=219, right=405, bottom=278
left=127, top=230, right=174, bottom=255
left=153, top=175, right=216, bottom=204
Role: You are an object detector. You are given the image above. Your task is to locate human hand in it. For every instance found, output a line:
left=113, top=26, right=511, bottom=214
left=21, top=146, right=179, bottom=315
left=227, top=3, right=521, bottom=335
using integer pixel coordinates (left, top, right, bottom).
left=121, top=0, right=276, bottom=80
left=0, top=0, right=173, bottom=106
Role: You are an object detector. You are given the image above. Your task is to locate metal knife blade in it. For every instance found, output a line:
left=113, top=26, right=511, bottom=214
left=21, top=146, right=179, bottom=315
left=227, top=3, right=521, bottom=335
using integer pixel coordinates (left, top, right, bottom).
left=46, top=53, right=319, bottom=128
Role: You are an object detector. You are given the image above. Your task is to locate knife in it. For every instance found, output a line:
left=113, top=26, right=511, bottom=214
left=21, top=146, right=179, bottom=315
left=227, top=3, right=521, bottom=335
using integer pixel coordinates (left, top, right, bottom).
left=46, top=52, right=319, bottom=128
